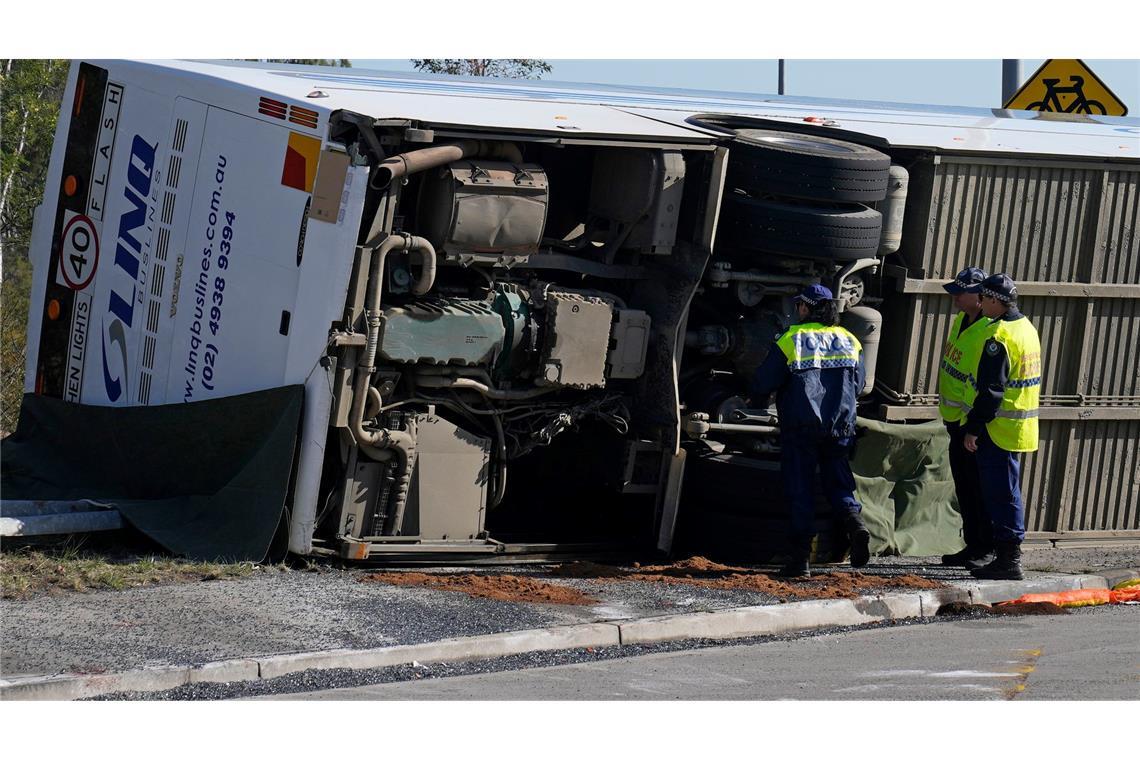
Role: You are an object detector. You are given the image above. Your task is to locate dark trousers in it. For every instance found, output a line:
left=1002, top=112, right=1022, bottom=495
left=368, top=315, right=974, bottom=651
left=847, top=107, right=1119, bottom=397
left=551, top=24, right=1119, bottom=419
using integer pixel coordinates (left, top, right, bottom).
left=975, top=428, right=1026, bottom=544
left=780, top=434, right=861, bottom=541
left=946, top=421, right=993, bottom=553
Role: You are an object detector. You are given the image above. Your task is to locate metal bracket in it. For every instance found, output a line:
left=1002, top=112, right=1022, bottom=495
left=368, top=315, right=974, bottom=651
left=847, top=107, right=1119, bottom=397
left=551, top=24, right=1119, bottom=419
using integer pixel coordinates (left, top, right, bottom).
left=330, top=111, right=388, bottom=165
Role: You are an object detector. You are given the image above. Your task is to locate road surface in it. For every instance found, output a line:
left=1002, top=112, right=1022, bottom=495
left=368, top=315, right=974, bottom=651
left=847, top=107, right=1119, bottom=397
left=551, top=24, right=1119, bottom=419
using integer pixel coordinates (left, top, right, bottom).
left=267, top=606, right=1139, bottom=700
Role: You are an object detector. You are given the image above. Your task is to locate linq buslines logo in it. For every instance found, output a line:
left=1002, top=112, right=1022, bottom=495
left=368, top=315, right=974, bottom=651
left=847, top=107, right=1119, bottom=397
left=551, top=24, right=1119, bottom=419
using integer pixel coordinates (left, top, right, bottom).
left=100, top=134, right=157, bottom=402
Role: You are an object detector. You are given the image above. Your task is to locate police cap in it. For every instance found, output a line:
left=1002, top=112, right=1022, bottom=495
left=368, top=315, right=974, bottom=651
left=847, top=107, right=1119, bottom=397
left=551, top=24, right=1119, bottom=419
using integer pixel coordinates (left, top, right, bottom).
left=943, top=266, right=988, bottom=295
left=980, top=273, right=1018, bottom=303
left=793, top=283, right=834, bottom=306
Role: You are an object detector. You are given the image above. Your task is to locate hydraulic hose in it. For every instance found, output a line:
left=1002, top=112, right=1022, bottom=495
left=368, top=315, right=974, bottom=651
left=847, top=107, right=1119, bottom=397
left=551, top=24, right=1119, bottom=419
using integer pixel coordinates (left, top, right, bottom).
left=413, top=374, right=558, bottom=401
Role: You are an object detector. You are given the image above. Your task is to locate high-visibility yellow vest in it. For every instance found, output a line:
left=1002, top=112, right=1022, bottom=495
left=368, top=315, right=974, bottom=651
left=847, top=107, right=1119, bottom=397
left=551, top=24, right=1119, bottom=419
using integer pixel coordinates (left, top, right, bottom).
left=963, top=316, right=1041, bottom=452
left=777, top=322, right=863, bottom=371
left=938, top=311, right=998, bottom=423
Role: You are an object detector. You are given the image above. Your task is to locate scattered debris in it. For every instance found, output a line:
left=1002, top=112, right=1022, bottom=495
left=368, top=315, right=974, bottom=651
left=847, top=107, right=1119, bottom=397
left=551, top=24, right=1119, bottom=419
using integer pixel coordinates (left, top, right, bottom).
left=361, top=557, right=949, bottom=606
left=991, top=601, right=1068, bottom=615
left=936, top=601, right=992, bottom=617
left=554, top=557, right=945, bottom=600
left=937, top=600, right=1068, bottom=616
left=359, top=571, right=598, bottom=605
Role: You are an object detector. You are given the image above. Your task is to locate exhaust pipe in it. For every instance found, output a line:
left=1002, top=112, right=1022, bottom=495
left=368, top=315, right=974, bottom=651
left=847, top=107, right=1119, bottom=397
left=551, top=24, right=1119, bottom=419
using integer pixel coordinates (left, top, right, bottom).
left=371, top=140, right=524, bottom=190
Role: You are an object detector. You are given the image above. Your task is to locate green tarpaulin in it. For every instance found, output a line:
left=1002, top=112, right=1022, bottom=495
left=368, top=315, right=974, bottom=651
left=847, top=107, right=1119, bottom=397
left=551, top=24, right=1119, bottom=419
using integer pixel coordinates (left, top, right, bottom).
left=852, top=417, right=965, bottom=556
left=1, top=386, right=303, bottom=562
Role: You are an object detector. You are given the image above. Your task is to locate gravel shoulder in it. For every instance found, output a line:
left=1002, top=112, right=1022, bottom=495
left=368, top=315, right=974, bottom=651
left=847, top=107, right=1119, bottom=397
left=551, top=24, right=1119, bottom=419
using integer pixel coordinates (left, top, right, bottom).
left=2, top=547, right=1137, bottom=681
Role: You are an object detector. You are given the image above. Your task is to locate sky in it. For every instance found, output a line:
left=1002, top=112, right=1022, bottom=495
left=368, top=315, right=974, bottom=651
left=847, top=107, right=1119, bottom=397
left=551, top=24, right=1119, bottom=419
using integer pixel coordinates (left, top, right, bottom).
left=353, top=59, right=1140, bottom=115
left=12, top=1, right=1140, bottom=120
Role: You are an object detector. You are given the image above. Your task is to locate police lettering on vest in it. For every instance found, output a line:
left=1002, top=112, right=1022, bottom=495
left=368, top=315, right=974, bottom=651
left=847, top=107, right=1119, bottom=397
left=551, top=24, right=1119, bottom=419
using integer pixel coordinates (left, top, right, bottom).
left=938, top=312, right=998, bottom=423
left=777, top=324, right=862, bottom=370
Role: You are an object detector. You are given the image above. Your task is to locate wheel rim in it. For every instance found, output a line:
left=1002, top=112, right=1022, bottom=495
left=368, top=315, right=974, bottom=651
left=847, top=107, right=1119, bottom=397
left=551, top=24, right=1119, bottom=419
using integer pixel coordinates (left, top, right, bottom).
left=750, top=134, right=859, bottom=154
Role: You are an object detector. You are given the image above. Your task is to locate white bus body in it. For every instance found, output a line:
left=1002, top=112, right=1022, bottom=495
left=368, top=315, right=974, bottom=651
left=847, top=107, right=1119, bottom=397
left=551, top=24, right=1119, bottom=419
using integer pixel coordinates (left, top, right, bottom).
left=22, top=60, right=1140, bottom=559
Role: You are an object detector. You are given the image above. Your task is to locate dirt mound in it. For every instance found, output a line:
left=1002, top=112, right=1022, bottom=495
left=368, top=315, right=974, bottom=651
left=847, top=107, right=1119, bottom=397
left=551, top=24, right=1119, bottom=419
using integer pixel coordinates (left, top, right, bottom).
left=548, top=561, right=628, bottom=579
left=937, top=600, right=1068, bottom=616
left=636, top=557, right=748, bottom=578
left=550, top=557, right=746, bottom=580
left=936, top=601, right=993, bottom=617
left=991, top=601, right=1068, bottom=615
left=360, top=557, right=948, bottom=606
left=553, top=557, right=946, bottom=601
left=359, top=571, right=596, bottom=605
left=624, top=568, right=942, bottom=600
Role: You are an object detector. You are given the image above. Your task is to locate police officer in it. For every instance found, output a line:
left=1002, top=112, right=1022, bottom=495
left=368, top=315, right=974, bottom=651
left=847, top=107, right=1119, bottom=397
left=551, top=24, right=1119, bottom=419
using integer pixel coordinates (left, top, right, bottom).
left=962, top=274, right=1041, bottom=581
left=936, top=266, right=996, bottom=570
left=751, top=284, right=869, bottom=578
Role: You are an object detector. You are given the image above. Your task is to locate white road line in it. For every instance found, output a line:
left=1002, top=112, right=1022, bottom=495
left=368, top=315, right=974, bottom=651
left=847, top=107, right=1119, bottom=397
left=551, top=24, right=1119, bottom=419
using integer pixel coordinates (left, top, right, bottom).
left=834, top=683, right=1004, bottom=694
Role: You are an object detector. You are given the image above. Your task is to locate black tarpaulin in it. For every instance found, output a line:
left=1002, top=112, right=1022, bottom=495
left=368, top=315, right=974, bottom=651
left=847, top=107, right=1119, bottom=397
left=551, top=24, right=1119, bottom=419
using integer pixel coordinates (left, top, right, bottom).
left=1, top=386, right=303, bottom=561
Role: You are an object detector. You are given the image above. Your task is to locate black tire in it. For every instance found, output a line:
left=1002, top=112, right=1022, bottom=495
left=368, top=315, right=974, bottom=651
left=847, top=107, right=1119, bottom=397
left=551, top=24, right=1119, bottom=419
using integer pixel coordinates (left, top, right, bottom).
left=727, top=130, right=891, bottom=203
left=719, top=193, right=883, bottom=261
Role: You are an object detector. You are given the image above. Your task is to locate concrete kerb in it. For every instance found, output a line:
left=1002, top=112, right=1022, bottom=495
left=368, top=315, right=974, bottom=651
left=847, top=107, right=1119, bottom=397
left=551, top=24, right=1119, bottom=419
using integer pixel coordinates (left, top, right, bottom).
left=1101, top=568, right=1139, bottom=589
left=962, top=573, right=1103, bottom=606
left=257, top=622, right=623, bottom=680
left=1, top=570, right=1133, bottom=700
left=0, top=664, right=191, bottom=701
left=0, top=623, right=623, bottom=701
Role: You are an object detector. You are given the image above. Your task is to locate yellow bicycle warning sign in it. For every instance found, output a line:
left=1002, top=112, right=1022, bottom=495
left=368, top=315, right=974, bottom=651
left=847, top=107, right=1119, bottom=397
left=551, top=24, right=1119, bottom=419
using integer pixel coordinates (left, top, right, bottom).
left=1005, top=59, right=1128, bottom=116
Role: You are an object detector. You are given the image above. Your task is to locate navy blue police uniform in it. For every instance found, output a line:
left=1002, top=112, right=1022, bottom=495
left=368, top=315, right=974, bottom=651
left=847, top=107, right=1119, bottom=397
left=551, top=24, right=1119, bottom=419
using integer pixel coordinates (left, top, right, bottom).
left=751, top=284, right=869, bottom=577
left=963, top=274, right=1042, bottom=581
left=938, top=266, right=995, bottom=568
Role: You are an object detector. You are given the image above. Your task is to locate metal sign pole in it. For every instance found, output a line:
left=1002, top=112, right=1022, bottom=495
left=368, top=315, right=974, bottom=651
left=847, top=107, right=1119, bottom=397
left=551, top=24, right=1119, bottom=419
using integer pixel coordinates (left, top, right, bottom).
left=1002, top=59, right=1022, bottom=104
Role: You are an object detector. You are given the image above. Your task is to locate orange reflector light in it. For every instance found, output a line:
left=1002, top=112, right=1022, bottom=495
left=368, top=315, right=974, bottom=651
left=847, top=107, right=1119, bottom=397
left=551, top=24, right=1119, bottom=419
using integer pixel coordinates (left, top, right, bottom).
left=64, top=175, right=78, bottom=197
left=259, top=96, right=288, bottom=120
left=47, top=299, right=61, bottom=320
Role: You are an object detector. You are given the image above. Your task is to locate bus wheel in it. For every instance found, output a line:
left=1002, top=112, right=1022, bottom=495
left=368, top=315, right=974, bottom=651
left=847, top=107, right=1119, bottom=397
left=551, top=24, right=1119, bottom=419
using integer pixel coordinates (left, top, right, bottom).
left=718, top=193, right=883, bottom=261
left=727, top=130, right=891, bottom=203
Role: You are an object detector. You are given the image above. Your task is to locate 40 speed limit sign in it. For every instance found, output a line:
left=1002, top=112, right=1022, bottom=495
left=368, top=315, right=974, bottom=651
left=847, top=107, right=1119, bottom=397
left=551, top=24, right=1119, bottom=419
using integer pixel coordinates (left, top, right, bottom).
left=56, top=210, right=100, bottom=291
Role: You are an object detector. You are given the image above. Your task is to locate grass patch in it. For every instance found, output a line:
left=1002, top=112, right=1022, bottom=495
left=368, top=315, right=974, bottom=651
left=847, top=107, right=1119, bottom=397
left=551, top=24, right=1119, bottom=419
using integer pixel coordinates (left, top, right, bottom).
left=0, top=541, right=260, bottom=600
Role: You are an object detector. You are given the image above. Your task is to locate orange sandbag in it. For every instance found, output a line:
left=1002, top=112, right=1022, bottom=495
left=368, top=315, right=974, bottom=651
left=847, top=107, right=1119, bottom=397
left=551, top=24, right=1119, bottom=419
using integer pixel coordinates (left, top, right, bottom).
left=998, top=589, right=1113, bottom=608
left=1110, top=587, right=1140, bottom=603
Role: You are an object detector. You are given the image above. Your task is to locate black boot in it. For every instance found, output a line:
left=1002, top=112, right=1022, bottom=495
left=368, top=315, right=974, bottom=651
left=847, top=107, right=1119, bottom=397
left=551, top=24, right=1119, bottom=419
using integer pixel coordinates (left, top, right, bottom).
left=941, top=547, right=973, bottom=566
left=963, top=549, right=995, bottom=571
left=969, top=542, right=1023, bottom=581
left=845, top=513, right=871, bottom=569
left=943, top=545, right=995, bottom=569
left=780, top=536, right=812, bottom=578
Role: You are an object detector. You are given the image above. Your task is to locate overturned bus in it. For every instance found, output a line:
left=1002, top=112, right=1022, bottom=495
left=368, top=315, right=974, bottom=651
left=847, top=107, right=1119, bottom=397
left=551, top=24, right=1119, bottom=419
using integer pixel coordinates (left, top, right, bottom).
left=5, top=60, right=1138, bottom=561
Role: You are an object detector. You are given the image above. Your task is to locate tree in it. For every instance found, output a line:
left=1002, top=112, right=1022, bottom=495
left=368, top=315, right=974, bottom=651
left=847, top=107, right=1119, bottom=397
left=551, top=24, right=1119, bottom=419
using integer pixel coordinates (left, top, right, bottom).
left=411, top=59, right=552, bottom=79
left=1, top=59, right=68, bottom=432
left=1, top=59, right=68, bottom=271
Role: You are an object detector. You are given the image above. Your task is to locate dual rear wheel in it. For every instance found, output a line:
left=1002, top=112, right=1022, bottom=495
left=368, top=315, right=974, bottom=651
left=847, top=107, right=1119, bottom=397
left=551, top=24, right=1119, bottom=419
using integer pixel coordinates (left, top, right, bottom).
left=718, top=128, right=892, bottom=261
